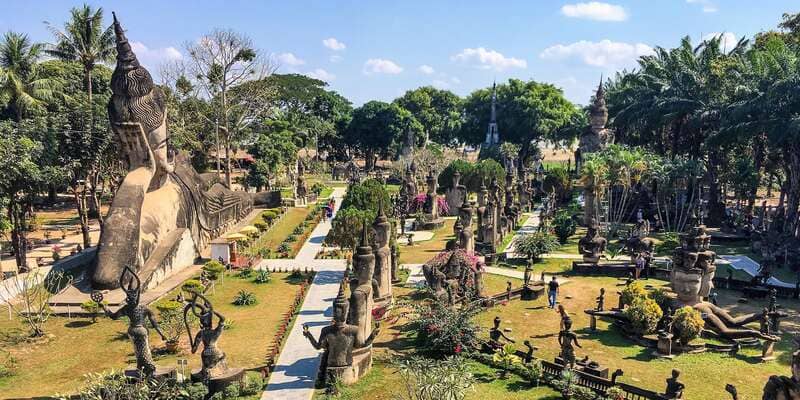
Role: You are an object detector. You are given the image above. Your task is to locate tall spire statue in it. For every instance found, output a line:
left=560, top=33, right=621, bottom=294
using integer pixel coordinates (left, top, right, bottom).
left=485, top=81, right=500, bottom=146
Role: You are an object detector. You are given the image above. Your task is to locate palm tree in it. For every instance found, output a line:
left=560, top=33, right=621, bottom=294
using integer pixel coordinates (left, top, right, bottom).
left=45, top=4, right=114, bottom=123
left=0, top=31, right=56, bottom=120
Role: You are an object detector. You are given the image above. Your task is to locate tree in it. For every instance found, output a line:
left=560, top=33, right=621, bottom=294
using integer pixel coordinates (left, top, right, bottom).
left=0, top=119, right=53, bottom=271
left=460, top=79, right=580, bottom=165
left=185, top=29, right=271, bottom=187
left=246, top=120, right=299, bottom=191
left=394, top=86, right=462, bottom=145
left=0, top=270, right=71, bottom=337
left=0, top=31, right=58, bottom=120
left=395, top=356, right=476, bottom=400
left=345, top=101, right=422, bottom=170
left=512, top=232, right=559, bottom=263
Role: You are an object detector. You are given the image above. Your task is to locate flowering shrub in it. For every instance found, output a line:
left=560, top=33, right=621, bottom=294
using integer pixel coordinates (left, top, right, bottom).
left=413, top=297, right=482, bottom=356
left=411, top=193, right=449, bottom=215
left=619, top=280, right=647, bottom=307
left=673, top=306, right=704, bottom=345
left=623, top=297, right=663, bottom=335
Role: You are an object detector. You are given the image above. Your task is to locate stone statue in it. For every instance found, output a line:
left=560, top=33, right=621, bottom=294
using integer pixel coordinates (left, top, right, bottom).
left=578, top=220, right=607, bottom=263
left=671, top=222, right=779, bottom=342
left=595, top=288, right=605, bottom=311
left=303, top=285, right=379, bottom=388
left=663, top=369, right=685, bottom=399
left=558, top=317, right=581, bottom=368
left=96, top=266, right=166, bottom=378
left=296, top=159, right=308, bottom=206
left=488, top=316, right=515, bottom=350
left=457, top=200, right=475, bottom=253
left=476, top=180, right=488, bottom=244
left=184, top=292, right=239, bottom=383
left=90, top=14, right=274, bottom=292
left=422, top=248, right=484, bottom=304
left=762, top=349, right=800, bottom=399
left=523, top=264, right=532, bottom=287
left=372, top=202, right=392, bottom=301
left=349, top=224, right=375, bottom=344
left=578, top=79, right=613, bottom=158
left=445, top=170, right=467, bottom=216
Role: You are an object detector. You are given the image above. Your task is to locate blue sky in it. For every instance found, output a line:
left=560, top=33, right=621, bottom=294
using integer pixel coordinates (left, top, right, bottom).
left=2, top=1, right=798, bottom=106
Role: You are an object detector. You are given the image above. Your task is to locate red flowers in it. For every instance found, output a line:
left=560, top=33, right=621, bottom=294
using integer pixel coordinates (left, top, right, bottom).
left=454, top=343, right=462, bottom=354
left=372, top=306, right=387, bottom=320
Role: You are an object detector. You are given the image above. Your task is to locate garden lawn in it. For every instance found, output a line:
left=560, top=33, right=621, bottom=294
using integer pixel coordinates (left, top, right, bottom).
left=247, top=206, right=315, bottom=258
left=398, top=219, right=455, bottom=264
left=476, top=274, right=800, bottom=400
left=0, top=272, right=304, bottom=398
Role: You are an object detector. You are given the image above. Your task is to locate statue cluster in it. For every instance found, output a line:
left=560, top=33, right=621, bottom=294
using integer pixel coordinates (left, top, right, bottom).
left=95, top=266, right=242, bottom=391
left=477, top=172, right=529, bottom=254
left=422, top=248, right=485, bottom=305
left=305, top=226, right=380, bottom=389
left=670, top=218, right=779, bottom=343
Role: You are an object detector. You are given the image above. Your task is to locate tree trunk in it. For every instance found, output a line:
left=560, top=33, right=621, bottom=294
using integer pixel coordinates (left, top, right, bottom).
left=72, top=185, right=92, bottom=249
left=748, top=134, right=766, bottom=209
left=9, top=202, right=28, bottom=272
left=785, top=144, right=800, bottom=235
left=366, top=149, right=375, bottom=171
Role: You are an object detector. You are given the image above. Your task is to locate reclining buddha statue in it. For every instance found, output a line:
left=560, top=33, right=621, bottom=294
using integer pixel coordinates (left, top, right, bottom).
left=91, top=14, right=276, bottom=290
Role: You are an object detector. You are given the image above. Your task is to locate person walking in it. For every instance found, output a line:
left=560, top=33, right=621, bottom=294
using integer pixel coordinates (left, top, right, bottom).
left=548, top=276, right=560, bottom=309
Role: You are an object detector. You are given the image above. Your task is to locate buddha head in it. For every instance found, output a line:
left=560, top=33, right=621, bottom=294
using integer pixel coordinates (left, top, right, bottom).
left=333, top=285, right=349, bottom=325
left=671, top=266, right=703, bottom=305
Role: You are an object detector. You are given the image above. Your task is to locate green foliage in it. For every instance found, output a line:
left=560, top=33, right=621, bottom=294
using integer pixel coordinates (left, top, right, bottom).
left=155, top=300, right=185, bottom=345
left=340, top=178, right=390, bottom=214
left=438, top=159, right=474, bottom=192
left=492, top=344, right=522, bottom=378
left=512, top=232, right=560, bottom=262
left=247, top=120, right=300, bottom=191
left=181, top=279, right=204, bottom=295
left=232, top=290, right=257, bottom=306
left=412, top=298, right=482, bottom=356
left=182, top=383, right=209, bottom=400
left=292, top=225, right=304, bottom=235
left=624, top=296, right=663, bottom=335
left=79, top=300, right=101, bottom=323
left=394, top=356, right=475, bottom=400
left=673, top=306, right=704, bottom=344
left=254, top=221, right=268, bottom=232
left=277, top=242, right=290, bottom=254
left=619, top=280, right=647, bottom=307
left=394, top=86, right=463, bottom=146
left=221, top=383, right=239, bottom=399
left=262, top=210, right=278, bottom=225
left=648, top=287, right=671, bottom=312
left=345, top=101, right=422, bottom=169
left=254, top=269, right=272, bottom=284
left=552, top=210, right=577, bottom=244
left=238, top=267, right=254, bottom=279
left=542, top=165, right=572, bottom=202
left=239, top=372, right=265, bottom=396
left=71, top=369, right=208, bottom=400
left=0, top=352, right=16, bottom=379
left=655, top=232, right=679, bottom=254
left=202, top=261, right=225, bottom=281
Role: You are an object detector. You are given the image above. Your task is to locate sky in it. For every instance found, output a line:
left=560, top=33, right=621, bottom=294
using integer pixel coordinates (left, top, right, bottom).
left=2, top=1, right=798, bottom=106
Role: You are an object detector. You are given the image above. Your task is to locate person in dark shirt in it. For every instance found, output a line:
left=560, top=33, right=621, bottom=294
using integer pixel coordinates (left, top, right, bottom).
left=548, top=276, right=559, bottom=309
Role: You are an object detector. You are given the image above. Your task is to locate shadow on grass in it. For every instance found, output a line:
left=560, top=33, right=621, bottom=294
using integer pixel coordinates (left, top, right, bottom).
left=64, top=320, right=93, bottom=328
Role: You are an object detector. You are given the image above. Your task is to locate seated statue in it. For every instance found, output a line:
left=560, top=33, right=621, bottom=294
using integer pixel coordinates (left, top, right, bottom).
left=92, top=14, right=276, bottom=291
left=304, top=285, right=379, bottom=388
left=663, top=369, right=685, bottom=399
left=422, top=248, right=484, bottom=304
left=578, top=221, right=607, bottom=262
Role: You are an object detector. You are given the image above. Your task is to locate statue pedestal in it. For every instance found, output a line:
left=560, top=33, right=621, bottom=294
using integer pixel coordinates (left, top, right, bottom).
left=761, top=341, right=776, bottom=362
left=582, top=256, right=600, bottom=264
left=656, top=333, right=675, bottom=359
left=350, top=345, right=373, bottom=383
left=589, top=314, right=597, bottom=332
left=191, top=367, right=245, bottom=394
left=124, top=366, right=176, bottom=382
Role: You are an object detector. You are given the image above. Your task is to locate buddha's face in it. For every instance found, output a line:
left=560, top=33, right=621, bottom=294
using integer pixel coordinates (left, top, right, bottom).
left=334, top=302, right=348, bottom=324
left=672, top=270, right=702, bottom=304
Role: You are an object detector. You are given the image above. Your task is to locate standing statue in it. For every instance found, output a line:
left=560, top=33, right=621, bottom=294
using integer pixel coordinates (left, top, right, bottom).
left=184, top=292, right=237, bottom=383
left=578, top=220, right=607, bottom=263
left=523, top=264, right=532, bottom=287
left=558, top=317, right=581, bottom=368
left=296, top=159, right=308, bottom=206
left=349, top=223, right=375, bottom=344
left=372, top=201, right=393, bottom=301
left=95, top=266, right=166, bottom=378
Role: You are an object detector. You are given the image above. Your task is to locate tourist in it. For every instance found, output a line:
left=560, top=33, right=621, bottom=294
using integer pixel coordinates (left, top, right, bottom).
left=635, top=252, right=646, bottom=280
left=548, top=276, right=559, bottom=309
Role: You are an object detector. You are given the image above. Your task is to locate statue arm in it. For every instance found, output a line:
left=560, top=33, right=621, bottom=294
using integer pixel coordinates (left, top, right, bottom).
left=303, top=325, right=323, bottom=350
left=499, top=331, right=515, bottom=343
left=103, top=303, right=125, bottom=320
left=190, top=331, right=202, bottom=353
left=147, top=309, right=167, bottom=340
left=573, top=336, right=582, bottom=348
left=214, top=310, right=226, bottom=332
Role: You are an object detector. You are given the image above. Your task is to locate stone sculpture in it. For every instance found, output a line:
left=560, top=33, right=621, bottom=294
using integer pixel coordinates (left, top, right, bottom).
left=558, top=317, right=581, bottom=368
left=671, top=220, right=779, bottom=342
left=457, top=200, right=475, bottom=253
left=184, top=292, right=243, bottom=388
left=761, top=349, right=800, bottom=399
left=90, top=14, right=275, bottom=293
left=445, top=170, right=467, bottom=216
left=296, top=159, right=308, bottom=206
left=350, top=224, right=375, bottom=345
left=304, top=285, right=379, bottom=388
left=476, top=181, right=488, bottom=243
left=96, top=265, right=166, bottom=378
left=663, top=369, right=685, bottom=399
left=372, top=202, right=393, bottom=302
left=576, top=79, right=613, bottom=170
left=578, top=220, right=607, bottom=263
left=488, top=316, right=515, bottom=350
left=422, top=248, right=484, bottom=304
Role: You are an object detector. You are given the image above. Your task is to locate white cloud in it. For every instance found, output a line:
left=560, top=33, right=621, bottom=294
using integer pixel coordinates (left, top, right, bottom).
left=703, top=32, right=738, bottom=51
left=431, top=79, right=450, bottom=89
left=276, top=52, right=306, bottom=66
left=130, top=41, right=182, bottom=68
left=451, top=47, right=527, bottom=71
left=686, top=0, right=717, bottom=13
left=305, top=68, right=336, bottom=82
left=330, top=54, right=343, bottom=63
left=561, top=2, right=628, bottom=22
left=363, top=58, right=403, bottom=75
left=418, top=65, right=435, bottom=75
left=323, top=37, right=346, bottom=51
left=540, top=39, right=653, bottom=68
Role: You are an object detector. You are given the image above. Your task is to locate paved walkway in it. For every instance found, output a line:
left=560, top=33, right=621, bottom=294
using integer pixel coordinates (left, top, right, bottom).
left=403, top=264, right=426, bottom=288
left=504, top=210, right=540, bottom=258
left=261, top=187, right=347, bottom=400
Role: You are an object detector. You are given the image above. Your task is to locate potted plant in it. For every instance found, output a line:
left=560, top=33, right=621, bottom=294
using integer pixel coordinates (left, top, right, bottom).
left=155, top=300, right=185, bottom=353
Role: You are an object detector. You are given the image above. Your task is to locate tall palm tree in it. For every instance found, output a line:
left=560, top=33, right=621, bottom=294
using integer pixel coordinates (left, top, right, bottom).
left=0, top=31, right=56, bottom=120
left=45, top=4, right=114, bottom=121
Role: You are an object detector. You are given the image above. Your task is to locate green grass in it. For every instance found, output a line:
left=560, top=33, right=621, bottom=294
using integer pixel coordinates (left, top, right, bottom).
left=246, top=207, right=316, bottom=258
left=0, top=272, right=304, bottom=398
left=497, top=214, right=532, bottom=253
left=398, top=219, right=456, bottom=264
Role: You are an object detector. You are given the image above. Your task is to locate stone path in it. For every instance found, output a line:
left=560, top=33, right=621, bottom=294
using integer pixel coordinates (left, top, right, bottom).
left=483, top=266, right=568, bottom=284
left=403, top=264, right=426, bottom=288
left=503, top=210, right=540, bottom=258
left=261, top=187, right=347, bottom=400
left=719, top=255, right=794, bottom=288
